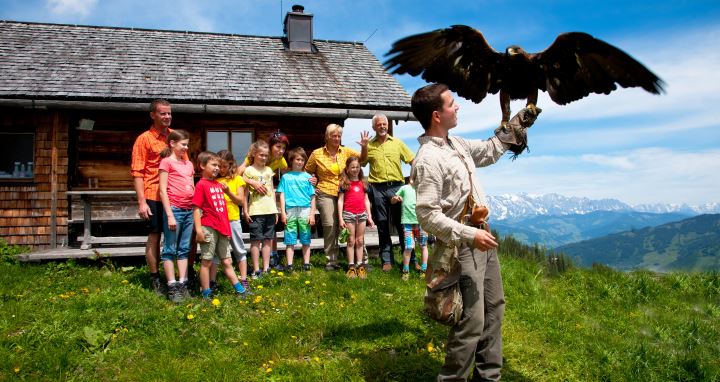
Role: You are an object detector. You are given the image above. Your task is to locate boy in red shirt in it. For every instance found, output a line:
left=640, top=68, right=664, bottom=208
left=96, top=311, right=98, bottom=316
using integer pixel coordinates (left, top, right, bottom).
left=192, top=151, right=246, bottom=299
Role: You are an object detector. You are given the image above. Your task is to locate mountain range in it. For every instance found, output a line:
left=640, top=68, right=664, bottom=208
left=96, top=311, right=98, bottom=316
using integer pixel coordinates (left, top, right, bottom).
left=487, top=193, right=720, bottom=222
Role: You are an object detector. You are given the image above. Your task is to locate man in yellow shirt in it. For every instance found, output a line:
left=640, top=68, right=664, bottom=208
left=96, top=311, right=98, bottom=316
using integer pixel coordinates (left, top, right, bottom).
left=360, top=114, right=415, bottom=272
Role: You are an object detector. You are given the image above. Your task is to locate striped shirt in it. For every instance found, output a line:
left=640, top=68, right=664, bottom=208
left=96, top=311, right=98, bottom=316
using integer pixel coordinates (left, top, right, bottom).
left=411, top=134, right=506, bottom=249
left=305, top=145, right=360, bottom=196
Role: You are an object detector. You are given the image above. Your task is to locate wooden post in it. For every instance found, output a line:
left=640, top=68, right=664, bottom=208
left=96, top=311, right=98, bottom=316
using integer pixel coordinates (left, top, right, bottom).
left=80, top=195, right=92, bottom=250
left=50, top=112, right=59, bottom=248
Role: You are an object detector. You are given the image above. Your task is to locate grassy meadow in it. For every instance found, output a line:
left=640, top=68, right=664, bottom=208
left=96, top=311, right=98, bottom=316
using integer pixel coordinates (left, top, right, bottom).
left=1, top=239, right=719, bottom=381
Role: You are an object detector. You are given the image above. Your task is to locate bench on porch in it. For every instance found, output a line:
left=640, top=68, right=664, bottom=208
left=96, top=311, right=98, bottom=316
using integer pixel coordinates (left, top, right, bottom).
left=67, top=190, right=141, bottom=249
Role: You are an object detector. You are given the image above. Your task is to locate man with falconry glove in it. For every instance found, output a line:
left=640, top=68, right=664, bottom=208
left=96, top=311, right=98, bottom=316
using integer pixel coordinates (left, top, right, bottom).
left=410, top=83, right=538, bottom=381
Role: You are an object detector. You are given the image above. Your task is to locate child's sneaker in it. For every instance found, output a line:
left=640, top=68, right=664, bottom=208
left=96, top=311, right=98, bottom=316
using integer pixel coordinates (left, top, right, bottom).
left=401, top=271, right=410, bottom=281
left=357, top=265, right=367, bottom=280
left=251, top=270, right=262, bottom=280
left=346, top=266, right=357, bottom=279
left=210, top=280, right=219, bottom=295
left=286, top=264, right=294, bottom=273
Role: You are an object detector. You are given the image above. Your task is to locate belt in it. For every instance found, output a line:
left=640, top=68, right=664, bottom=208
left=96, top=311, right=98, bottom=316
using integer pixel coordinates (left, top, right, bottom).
left=371, top=181, right=403, bottom=187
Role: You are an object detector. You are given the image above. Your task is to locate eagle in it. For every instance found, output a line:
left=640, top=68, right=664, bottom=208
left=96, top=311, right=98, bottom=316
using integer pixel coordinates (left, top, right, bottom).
left=384, top=25, right=665, bottom=127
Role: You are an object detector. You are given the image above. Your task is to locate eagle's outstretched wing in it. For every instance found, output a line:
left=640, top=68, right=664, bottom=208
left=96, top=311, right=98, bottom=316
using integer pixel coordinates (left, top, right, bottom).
left=384, top=25, right=505, bottom=103
left=533, top=32, right=665, bottom=105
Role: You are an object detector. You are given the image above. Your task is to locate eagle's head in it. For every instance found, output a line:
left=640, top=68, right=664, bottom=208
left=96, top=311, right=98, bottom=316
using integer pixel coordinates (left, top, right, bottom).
left=505, top=45, right=527, bottom=57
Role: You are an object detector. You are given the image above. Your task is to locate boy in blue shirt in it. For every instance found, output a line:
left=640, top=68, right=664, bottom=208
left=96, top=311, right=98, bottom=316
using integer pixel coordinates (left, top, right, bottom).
left=277, top=147, right=316, bottom=272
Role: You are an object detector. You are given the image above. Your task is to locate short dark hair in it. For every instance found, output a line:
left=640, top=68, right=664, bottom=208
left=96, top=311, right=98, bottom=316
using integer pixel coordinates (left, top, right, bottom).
left=150, top=99, right=171, bottom=112
left=411, top=83, right=449, bottom=130
left=196, top=151, right=219, bottom=168
left=286, top=147, right=307, bottom=163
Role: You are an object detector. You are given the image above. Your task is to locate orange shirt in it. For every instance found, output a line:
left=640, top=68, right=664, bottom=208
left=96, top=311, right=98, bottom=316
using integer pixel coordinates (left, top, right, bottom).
left=305, top=145, right=360, bottom=196
left=131, top=127, right=171, bottom=202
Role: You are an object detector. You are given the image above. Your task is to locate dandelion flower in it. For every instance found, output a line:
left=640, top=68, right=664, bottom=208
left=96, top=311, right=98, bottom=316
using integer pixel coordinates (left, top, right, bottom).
left=212, top=298, right=221, bottom=307
left=313, top=357, right=320, bottom=362
left=269, top=360, right=275, bottom=365
left=305, top=280, right=311, bottom=285
left=319, top=301, right=325, bottom=306
left=270, top=269, right=276, bottom=274
left=14, top=367, right=20, bottom=373
left=427, top=343, right=434, bottom=353
left=121, top=279, right=129, bottom=284
left=257, top=285, right=264, bottom=289
left=291, top=335, right=297, bottom=340
left=277, top=271, right=284, bottom=277
left=243, top=342, right=249, bottom=346
left=81, top=287, right=89, bottom=294
left=266, top=368, right=272, bottom=373
left=187, top=314, right=195, bottom=320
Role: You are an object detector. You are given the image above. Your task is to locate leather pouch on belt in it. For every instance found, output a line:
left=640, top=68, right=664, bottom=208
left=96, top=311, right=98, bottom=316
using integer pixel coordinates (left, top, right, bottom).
left=469, top=205, right=490, bottom=233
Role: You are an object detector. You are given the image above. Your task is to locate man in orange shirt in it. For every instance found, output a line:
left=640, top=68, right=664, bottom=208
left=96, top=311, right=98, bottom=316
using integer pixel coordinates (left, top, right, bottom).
left=131, top=99, right=174, bottom=295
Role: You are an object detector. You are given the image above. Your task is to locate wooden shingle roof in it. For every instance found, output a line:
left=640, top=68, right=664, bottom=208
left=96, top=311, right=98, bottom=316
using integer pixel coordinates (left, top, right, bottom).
left=0, top=21, right=411, bottom=111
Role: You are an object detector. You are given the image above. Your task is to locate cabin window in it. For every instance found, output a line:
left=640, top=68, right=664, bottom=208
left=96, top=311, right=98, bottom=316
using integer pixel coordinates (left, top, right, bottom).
left=206, top=130, right=253, bottom=163
left=0, top=133, right=34, bottom=181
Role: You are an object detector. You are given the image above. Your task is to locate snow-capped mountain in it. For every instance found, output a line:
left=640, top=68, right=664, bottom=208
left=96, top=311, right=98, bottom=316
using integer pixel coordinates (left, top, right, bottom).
left=486, top=193, right=719, bottom=221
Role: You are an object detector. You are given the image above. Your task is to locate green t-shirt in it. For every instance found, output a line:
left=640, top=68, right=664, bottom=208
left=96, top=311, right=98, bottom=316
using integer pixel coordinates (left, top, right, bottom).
left=395, top=184, right=417, bottom=225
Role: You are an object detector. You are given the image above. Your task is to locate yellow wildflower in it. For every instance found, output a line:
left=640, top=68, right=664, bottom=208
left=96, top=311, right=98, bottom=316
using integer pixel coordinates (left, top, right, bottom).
left=14, top=367, right=20, bottom=373
left=121, top=279, right=129, bottom=284
left=212, top=298, right=221, bottom=307
left=257, top=285, right=264, bottom=289
left=81, top=288, right=89, bottom=294
left=186, top=314, right=195, bottom=320
left=304, top=280, right=311, bottom=285
left=277, top=271, right=284, bottom=277
left=266, top=368, right=272, bottom=373
left=427, top=343, right=434, bottom=353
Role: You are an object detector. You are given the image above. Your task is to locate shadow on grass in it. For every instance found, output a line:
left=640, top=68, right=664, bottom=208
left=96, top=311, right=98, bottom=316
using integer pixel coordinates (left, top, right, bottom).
left=321, top=318, right=534, bottom=381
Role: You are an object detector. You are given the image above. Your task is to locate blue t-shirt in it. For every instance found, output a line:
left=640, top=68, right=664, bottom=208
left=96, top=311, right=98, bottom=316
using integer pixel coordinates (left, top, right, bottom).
left=276, top=171, right=315, bottom=208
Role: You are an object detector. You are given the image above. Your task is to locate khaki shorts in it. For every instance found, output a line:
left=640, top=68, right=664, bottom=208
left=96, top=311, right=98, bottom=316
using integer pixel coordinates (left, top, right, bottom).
left=199, top=226, right=230, bottom=261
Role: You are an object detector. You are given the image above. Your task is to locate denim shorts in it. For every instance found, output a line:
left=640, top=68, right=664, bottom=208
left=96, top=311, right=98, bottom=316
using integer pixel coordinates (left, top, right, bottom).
left=403, top=224, right=428, bottom=248
left=161, top=206, right=194, bottom=261
left=248, top=214, right=276, bottom=241
left=342, top=210, right=368, bottom=224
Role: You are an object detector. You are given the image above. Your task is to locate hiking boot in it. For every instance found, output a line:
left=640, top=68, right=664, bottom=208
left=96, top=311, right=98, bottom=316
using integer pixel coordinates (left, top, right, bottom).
left=303, top=263, right=312, bottom=272
left=346, top=266, right=357, bottom=279
left=401, top=271, right=410, bottom=282
left=357, top=265, right=367, bottom=280
left=382, top=263, right=392, bottom=272
left=180, top=281, right=192, bottom=299
left=285, top=264, right=294, bottom=273
left=325, top=263, right=339, bottom=271
left=168, top=282, right=185, bottom=303
left=151, top=277, right=164, bottom=297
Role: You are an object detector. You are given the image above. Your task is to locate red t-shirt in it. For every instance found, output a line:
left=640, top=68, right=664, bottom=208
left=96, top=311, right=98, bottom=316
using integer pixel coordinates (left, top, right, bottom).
left=159, top=157, right=195, bottom=209
left=192, top=178, right=231, bottom=237
left=341, top=180, right=367, bottom=214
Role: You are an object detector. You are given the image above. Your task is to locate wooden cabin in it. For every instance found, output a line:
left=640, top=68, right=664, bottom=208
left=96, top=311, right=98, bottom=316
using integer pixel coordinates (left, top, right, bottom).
left=0, top=8, right=412, bottom=249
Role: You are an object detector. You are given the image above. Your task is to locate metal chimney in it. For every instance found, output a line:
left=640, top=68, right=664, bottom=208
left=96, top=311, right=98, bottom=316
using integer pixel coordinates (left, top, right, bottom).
left=283, top=4, right=314, bottom=52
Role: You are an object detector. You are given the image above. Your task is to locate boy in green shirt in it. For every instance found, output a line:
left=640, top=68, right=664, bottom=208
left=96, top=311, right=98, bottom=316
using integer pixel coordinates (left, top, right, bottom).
left=391, top=178, right=429, bottom=281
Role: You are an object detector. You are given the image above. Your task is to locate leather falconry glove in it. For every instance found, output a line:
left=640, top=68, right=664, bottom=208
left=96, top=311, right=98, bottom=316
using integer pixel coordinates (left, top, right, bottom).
left=494, top=107, right=541, bottom=157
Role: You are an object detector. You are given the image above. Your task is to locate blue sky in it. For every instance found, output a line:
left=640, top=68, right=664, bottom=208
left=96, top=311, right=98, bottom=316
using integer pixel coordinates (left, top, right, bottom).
left=2, top=0, right=719, bottom=206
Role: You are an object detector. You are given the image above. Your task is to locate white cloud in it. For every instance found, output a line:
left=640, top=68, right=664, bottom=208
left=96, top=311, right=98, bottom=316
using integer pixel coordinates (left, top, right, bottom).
left=479, top=148, right=720, bottom=205
left=46, top=0, right=97, bottom=17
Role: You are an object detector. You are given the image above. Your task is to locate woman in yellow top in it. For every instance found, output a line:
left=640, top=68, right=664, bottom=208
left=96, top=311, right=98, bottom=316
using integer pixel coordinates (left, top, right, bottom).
left=305, top=124, right=362, bottom=271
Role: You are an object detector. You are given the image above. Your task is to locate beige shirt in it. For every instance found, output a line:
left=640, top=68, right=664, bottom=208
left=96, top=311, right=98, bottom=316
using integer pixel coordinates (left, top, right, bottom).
left=411, top=134, right=507, bottom=249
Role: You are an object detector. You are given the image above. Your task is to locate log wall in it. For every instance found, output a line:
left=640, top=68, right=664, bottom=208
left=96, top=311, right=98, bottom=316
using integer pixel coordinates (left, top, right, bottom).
left=0, top=109, right=68, bottom=247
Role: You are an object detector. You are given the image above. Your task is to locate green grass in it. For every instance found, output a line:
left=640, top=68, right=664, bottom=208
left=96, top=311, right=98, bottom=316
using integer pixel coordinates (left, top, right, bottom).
left=1, top=245, right=718, bottom=381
